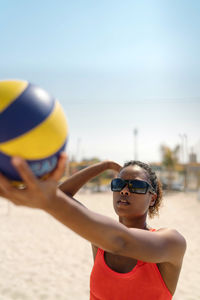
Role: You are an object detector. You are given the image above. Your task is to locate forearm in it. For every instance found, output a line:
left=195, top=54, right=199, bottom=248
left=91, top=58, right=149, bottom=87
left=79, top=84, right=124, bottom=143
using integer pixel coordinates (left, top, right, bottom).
left=59, top=160, right=121, bottom=196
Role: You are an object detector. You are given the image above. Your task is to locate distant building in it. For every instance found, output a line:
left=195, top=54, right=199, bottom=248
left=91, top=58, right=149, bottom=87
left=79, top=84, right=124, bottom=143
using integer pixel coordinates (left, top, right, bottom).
left=186, top=162, right=200, bottom=190
left=189, top=152, right=197, bottom=163
left=150, top=158, right=200, bottom=191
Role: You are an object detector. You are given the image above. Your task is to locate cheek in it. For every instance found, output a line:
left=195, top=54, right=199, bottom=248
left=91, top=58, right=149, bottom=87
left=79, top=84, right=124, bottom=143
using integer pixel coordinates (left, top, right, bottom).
left=138, top=195, right=152, bottom=208
left=131, top=196, right=149, bottom=210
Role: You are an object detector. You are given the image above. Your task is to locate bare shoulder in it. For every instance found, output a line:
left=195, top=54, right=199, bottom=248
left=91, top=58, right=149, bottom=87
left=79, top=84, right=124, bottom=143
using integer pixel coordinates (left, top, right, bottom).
left=156, top=228, right=187, bottom=263
left=156, top=227, right=186, bottom=246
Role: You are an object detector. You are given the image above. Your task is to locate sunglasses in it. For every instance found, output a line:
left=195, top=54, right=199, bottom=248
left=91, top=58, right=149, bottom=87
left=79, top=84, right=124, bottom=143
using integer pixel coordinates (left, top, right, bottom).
left=111, top=178, right=156, bottom=194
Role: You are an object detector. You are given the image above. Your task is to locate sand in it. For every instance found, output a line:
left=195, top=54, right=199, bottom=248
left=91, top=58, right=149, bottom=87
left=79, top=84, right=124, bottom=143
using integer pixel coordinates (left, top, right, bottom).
left=0, top=191, right=199, bottom=300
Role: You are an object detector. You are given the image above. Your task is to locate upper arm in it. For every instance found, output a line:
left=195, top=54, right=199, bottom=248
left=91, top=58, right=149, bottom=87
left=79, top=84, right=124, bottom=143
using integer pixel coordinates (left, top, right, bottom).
left=118, top=228, right=186, bottom=265
left=58, top=192, right=86, bottom=207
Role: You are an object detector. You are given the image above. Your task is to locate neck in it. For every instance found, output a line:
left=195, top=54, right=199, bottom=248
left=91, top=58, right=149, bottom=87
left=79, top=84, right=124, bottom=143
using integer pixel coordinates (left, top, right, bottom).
left=119, top=215, right=149, bottom=230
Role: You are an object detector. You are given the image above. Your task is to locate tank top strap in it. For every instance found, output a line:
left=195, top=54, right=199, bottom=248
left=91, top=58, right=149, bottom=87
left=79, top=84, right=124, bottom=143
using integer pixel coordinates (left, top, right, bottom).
left=149, top=228, right=157, bottom=232
left=95, top=247, right=104, bottom=261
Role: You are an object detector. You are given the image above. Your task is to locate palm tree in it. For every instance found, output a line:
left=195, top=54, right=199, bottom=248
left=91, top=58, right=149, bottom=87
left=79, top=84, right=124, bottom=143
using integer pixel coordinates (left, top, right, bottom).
left=160, top=145, right=180, bottom=189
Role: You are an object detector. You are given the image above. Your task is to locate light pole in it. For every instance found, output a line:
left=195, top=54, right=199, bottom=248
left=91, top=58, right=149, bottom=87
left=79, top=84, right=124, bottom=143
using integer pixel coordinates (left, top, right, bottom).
left=179, top=134, right=184, bottom=164
left=179, top=133, right=188, bottom=191
left=184, top=134, right=188, bottom=164
left=76, top=137, right=81, bottom=162
left=133, top=128, right=138, bottom=161
left=179, top=133, right=188, bottom=164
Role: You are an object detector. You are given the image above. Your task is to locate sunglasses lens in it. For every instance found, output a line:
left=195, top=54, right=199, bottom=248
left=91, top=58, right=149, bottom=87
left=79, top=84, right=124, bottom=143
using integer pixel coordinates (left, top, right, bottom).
left=129, top=180, right=148, bottom=194
left=111, top=179, right=152, bottom=194
left=111, top=178, right=126, bottom=192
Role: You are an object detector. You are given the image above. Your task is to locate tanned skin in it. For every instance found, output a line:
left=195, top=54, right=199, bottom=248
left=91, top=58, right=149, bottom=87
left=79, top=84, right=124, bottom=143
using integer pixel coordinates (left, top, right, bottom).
left=0, top=155, right=186, bottom=295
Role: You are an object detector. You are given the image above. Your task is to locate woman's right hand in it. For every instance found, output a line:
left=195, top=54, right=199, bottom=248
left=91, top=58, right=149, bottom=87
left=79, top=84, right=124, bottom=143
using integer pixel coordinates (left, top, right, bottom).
left=107, top=161, right=122, bottom=173
left=59, top=160, right=122, bottom=197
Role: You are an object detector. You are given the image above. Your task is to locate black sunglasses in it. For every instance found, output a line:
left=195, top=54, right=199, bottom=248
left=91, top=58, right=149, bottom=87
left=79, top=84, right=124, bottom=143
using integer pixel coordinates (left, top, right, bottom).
left=111, top=178, right=156, bottom=194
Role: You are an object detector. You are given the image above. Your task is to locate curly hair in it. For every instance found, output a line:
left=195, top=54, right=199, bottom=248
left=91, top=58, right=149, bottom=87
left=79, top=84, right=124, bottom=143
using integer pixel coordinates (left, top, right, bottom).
left=121, top=161, right=163, bottom=218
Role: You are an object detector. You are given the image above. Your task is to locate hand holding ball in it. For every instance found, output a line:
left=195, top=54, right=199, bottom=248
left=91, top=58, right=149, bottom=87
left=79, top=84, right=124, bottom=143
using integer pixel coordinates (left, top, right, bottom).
left=0, top=80, right=68, bottom=182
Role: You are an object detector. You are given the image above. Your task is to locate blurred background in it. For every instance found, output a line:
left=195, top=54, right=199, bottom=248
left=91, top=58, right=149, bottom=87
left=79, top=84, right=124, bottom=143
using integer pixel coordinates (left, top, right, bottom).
left=2, top=0, right=198, bottom=191
left=1, top=2, right=200, bottom=299
left=1, top=1, right=200, bottom=187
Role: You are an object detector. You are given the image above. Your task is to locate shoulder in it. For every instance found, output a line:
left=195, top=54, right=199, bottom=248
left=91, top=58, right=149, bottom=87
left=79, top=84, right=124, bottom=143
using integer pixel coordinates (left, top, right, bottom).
left=156, top=227, right=186, bottom=244
left=156, top=228, right=187, bottom=263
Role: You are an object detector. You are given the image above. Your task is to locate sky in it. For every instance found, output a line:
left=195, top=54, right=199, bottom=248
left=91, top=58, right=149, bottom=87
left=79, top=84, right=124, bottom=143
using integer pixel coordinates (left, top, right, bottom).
left=1, top=0, right=200, bottom=165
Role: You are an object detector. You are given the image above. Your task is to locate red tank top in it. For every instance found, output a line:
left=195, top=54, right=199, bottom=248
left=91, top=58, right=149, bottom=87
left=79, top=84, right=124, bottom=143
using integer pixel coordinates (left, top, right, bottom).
left=90, top=230, right=172, bottom=300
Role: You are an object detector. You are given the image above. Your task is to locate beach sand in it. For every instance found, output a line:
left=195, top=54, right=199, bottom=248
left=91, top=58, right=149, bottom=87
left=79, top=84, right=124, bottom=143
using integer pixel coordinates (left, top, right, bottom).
left=0, top=191, right=199, bottom=300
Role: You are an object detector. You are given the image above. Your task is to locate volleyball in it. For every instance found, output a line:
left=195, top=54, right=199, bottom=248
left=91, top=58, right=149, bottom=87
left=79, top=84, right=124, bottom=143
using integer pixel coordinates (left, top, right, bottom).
left=0, top=79, right=68, bottom=182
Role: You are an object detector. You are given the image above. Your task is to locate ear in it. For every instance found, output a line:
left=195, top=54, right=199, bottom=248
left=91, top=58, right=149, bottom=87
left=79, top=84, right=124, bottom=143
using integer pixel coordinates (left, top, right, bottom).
left=149, top=193, right=157, bottom=207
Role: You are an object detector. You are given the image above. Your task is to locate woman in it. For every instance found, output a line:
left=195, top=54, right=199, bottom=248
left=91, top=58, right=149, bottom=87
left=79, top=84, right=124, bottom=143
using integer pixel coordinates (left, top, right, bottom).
left=0, top=155, right=186, bottom=299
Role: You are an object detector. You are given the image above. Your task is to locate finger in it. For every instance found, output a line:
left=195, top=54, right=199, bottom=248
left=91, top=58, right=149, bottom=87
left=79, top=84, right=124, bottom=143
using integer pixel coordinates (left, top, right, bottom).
left=11, top=157, right=38, bottom=189
left=0, top=172, right=36, bottom=208
left=0, top=173, right=21, bottom=205
left=48, top=152, right=67, bottom=181
left=0, top=172, right=13, bottom=193
left=115, top=163, right=122, bottom=172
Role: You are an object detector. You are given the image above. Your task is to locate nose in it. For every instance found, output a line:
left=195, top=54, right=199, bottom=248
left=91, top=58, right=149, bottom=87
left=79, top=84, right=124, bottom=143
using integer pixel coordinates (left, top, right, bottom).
left=120, top=185, right=130, bottom=196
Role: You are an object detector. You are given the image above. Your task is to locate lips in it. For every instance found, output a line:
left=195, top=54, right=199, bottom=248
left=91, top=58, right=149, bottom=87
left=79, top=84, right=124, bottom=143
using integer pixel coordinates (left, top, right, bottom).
left=117, top=197, right=130, bottom=206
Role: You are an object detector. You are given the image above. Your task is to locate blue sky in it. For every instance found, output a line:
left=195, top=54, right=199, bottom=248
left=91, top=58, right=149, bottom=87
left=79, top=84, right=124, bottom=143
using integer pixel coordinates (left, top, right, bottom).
left=1, top=0, right=200, bottom=164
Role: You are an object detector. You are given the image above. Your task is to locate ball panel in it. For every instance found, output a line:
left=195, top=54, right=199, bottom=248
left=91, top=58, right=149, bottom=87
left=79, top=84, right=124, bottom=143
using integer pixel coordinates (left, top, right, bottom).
left=0, top=101, right=68, bottom=159
left=0, top=83, right=55, bottom=143
left=0, top=79, right=68, bottom=183
left=0, top=141, right=67, bottom=181
left=0, top=80, right=28, bottom=113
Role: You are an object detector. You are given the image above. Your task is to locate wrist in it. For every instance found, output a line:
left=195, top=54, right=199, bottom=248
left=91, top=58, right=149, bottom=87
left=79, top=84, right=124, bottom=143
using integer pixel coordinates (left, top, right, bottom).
left=102, top=160, right=111, bottom=170
left=44, top=188, right=65, bottom=213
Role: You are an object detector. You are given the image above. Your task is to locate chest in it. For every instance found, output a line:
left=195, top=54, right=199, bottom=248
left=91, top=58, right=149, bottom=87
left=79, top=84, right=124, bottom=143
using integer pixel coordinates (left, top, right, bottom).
left=104, top=251, right=138, bottom=273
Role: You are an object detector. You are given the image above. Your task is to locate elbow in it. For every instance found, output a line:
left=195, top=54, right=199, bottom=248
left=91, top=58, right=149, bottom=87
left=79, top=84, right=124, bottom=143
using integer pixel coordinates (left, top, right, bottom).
left=58, top=187, right=73, bottom=197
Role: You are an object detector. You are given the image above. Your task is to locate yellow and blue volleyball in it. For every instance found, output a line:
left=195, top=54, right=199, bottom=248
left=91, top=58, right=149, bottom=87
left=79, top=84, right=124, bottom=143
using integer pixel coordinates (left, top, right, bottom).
left=0, top=79, right=68, bottom=181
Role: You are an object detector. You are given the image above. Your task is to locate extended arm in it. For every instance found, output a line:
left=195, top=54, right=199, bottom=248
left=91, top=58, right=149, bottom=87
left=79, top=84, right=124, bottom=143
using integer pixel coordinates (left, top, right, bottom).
left=59, top=161, right=121, bottom=196
left=0, top=157, right=186, bottom=266
left=46, top=190, right=186, bottom=265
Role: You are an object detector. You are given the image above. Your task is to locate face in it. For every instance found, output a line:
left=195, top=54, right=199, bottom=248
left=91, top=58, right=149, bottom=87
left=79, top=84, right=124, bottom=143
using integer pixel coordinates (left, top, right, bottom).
left=113, top=165, right=156, bottom=219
